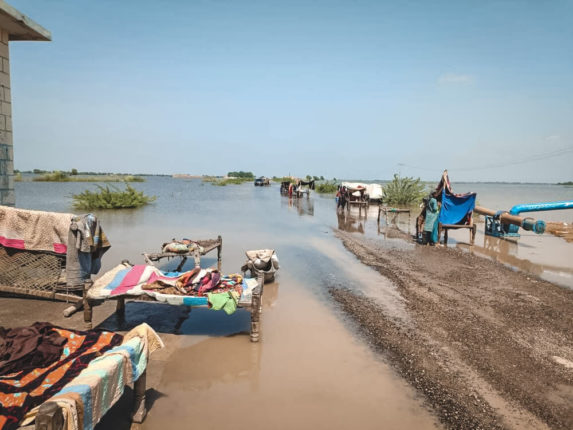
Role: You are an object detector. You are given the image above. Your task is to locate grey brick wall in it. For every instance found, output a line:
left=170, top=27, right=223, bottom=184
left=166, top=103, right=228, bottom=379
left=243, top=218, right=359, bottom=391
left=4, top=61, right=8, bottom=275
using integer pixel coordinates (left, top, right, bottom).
left=0, top=28, right=13, bottom=206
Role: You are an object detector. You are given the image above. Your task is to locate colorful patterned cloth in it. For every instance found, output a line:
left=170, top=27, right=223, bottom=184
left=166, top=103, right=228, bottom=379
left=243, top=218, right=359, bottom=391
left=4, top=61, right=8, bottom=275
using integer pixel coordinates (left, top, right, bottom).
left=0, top=326, right=122, bottom=430
left=88, top=264, right=259, bottom=307
left=36, top=323, right=163, bottom=430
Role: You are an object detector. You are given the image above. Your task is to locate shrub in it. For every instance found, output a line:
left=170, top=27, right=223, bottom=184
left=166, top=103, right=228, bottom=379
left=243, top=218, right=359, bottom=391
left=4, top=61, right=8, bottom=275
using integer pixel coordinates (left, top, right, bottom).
left=212, top=177, right=251, bottom=186
left=316, top=181, right=338, bottom=194
left=272, top=176, right=292, bottom=183
left=123, top=175, right=145, bottom=182
left=382, top=174, right=426, bottom=206
left=33, top=171, right=70, bottom=182
left=72, top=184, right=156, bottom=210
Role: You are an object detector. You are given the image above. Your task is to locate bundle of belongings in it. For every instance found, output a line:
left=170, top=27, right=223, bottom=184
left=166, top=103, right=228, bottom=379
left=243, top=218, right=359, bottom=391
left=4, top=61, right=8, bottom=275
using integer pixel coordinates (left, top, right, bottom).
left=241, top=249, right=279, bottom=283
left=88, top=264, right=260, bottom=315
left=416, top=170, right=477, bottom=245
left=160, top=239, right=204, bottom=255
left=0, top=322, right=163, bottom=430
left=0, top=206, right=110, bottom=289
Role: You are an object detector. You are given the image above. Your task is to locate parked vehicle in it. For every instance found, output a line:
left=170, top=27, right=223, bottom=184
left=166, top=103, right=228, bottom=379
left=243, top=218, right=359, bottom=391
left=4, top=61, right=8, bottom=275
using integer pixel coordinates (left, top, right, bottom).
left=254, top=177, right=270, bottom=186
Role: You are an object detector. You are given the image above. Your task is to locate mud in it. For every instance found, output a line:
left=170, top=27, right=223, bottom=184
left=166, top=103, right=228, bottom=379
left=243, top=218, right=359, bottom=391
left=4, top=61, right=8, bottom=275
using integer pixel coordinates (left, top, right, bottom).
left=331, top=227, right=573, bottom=430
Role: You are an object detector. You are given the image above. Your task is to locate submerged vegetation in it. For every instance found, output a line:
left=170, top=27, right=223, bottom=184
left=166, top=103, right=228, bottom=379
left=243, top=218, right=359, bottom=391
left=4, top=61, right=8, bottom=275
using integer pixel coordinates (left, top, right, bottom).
left=31, top=170, right=145, bottom=182
left=72, top=184, right=155, bottom=210
left=202, top=176, right=252, bottom=186
left=213, top=178, right=251, bottom=186
left=315, top=180, right=338, bottom=194
left=382, top=174, right=426, bottom=206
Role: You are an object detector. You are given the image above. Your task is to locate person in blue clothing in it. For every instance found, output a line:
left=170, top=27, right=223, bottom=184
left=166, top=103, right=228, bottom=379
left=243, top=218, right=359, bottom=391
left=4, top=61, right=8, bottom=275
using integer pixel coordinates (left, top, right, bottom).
left=423, top=197, right=440, bottom=245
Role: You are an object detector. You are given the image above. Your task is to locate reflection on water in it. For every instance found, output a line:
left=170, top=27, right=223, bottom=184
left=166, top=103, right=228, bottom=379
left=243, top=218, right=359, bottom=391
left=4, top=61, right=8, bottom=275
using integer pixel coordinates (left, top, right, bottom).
left=281, top=195, right=314, bottom=216
left=162, top=335, right=263, bottom=391
left=337, top=211, right=365, bottom=233
left=458, top=234, right=573, bottom=281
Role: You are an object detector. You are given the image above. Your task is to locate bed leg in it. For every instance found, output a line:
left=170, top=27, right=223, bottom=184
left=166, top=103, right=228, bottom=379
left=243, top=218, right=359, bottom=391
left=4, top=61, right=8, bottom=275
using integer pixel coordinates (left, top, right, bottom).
left=116, top=298, right=126, bottom=318
left=250, top=304, right=260, bottom=343
left=83, top=282, right=93, bottom=330
left=35, top=401, right=64, bottom=430
left=217, top=235, right=223, bottom=271
left=131, top=370, right=147, bottom=423
left=250, top=274, right=264, bottom=342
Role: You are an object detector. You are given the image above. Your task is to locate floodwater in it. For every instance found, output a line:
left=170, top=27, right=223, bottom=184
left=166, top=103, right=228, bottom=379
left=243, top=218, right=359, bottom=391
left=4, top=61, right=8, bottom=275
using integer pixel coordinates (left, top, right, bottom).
left=12, top=178, right=573, bottom=429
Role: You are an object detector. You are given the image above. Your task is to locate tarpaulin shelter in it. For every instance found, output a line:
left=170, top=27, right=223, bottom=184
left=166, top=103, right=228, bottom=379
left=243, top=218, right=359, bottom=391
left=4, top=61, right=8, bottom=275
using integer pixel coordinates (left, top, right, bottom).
left=417, top=170, right=477, bottom=245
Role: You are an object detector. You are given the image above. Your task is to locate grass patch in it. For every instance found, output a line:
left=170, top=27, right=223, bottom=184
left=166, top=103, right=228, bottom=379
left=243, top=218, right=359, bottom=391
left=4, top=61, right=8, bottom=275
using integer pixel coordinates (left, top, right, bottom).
left=203, top=176, right=252, bottom=186
left=72, top=184, right=156, bottom=210
left=272, top=176, right=292, bottom=183
left=33, top=171, right=145, bottom=182
left=316, top=181, right=338, bottom=194
left=33, top=171, right=70, bottom=182
left=212, top=177, right=252, bottom=186
left=382, top=174, right=426, bottom=206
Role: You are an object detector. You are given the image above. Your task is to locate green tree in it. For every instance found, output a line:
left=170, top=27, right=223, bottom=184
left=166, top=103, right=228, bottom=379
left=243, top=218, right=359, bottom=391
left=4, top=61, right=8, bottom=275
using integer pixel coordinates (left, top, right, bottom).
left=382, top=174, right=426, bottom=206
left=71, top=168, right=78, bottom=175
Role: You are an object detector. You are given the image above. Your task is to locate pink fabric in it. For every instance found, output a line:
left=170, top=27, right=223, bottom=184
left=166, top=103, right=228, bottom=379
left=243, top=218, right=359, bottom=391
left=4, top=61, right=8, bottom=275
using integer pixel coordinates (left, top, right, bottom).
left=110, top=265, right=148, bottom=296
left=53, top=243, right=67, bottom=254
left=0, top=236, right=26, bottom=250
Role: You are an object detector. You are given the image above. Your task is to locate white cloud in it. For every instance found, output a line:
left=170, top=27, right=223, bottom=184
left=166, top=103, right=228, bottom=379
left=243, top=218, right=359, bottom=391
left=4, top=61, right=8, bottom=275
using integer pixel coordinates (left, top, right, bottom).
left=438, top=73, right=474, bottom=85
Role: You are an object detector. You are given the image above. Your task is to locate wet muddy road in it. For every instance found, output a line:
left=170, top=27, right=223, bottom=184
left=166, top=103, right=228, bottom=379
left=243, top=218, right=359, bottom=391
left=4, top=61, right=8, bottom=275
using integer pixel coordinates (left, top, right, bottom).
left=332, top=228, right=573, bottom=430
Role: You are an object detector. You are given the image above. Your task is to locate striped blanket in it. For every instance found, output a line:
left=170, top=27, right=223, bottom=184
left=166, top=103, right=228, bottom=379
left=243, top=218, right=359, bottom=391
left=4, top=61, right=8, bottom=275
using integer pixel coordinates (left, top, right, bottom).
left=88, top=264, right=259, bottom=307
left=0, top=326, right=122, bottom=430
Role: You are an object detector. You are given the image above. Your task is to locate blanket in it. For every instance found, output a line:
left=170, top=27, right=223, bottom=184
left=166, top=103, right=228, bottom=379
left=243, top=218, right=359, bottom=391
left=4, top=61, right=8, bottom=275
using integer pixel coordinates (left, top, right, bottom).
left=0, top=325, right=122, bottom=430
left=88, top=264, right=259, bottom=307
left=0, top=206, right=72, bottom=254
left=26, top=323, right=163, bottom=430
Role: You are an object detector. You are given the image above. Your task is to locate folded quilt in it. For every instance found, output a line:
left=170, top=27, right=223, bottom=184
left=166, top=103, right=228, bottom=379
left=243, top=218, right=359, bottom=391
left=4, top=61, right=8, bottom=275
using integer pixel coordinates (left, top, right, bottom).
left=88, top=264, right=259, bottom=308
left=0, top=325, right=122, bottom=430
left=0, top=206, right=72, bottom=254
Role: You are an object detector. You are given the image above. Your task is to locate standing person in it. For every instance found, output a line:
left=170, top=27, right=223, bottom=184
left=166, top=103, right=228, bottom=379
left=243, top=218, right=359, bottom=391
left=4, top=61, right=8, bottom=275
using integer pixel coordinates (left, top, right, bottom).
left=423, top=197, right=440, bottom=245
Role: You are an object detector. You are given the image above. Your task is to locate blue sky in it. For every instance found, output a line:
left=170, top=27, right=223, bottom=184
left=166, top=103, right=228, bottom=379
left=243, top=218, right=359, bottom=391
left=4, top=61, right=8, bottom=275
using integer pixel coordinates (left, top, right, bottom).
left=8, top=0, right=573, bottom=182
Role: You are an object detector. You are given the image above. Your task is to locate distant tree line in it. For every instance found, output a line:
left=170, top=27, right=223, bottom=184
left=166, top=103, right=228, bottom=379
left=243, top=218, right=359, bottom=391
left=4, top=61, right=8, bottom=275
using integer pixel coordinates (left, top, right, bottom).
left=14, top=168, right=167, bottom=176
left=227, top=171, right=255, bottom=178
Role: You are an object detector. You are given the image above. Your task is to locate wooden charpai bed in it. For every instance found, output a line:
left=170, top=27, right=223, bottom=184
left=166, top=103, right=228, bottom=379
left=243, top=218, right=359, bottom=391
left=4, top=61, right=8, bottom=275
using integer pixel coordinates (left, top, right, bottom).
left=84, top=262, right=264, bottom=343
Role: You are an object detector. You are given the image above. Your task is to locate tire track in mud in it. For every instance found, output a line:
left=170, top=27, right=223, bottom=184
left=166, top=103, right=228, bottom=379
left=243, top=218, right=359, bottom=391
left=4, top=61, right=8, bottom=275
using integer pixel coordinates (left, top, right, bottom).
left=330, top=229, right=573, bottom=430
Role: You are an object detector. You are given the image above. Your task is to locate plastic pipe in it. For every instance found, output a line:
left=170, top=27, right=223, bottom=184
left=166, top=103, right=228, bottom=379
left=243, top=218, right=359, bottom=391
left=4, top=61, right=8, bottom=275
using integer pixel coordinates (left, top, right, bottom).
left=509, top=200, right=573, bottom=216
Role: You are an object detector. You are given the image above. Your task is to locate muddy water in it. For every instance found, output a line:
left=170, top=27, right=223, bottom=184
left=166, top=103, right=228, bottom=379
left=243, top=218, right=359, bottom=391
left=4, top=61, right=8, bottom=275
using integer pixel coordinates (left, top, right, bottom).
left=14, top=178, right=440, bottom=429
left=12, top=178, right=573, bottom=428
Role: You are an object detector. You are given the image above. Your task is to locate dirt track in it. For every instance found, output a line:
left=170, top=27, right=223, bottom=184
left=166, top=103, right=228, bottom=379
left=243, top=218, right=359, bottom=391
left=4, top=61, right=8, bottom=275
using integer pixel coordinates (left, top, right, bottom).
left=331, top=228, right=573, bottom=430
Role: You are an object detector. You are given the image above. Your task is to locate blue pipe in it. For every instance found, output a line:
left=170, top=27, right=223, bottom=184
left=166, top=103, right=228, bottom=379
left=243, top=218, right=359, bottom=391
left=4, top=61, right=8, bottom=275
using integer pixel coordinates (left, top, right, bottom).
left=509, top=200, right=573, bottom=216
left=507, top=200, right=573, bottom=235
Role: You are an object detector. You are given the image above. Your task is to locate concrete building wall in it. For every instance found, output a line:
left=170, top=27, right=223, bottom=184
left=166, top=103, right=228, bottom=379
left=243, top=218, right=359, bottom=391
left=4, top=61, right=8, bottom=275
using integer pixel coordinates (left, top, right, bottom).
left=0, top=28, right=12, bottom=206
